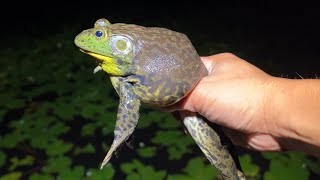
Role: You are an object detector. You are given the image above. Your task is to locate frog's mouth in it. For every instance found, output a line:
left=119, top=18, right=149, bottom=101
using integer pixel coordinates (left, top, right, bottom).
left=79, top=49, right=116, bottom=74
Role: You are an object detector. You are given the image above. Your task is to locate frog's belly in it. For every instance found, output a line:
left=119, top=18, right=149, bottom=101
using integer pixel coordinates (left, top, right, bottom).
left=136, top=89, right=184, bottom=107
left=133, top=82, right=189, bottom=107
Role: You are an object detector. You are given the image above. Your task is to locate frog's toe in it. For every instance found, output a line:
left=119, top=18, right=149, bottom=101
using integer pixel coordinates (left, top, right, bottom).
left=100, top=149, right=114, bottom=169
left=100, top=115, right=138, bottom=169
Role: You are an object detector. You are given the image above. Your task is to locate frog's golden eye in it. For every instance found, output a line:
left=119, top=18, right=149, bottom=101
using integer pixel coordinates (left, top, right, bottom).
left=109, top=35, right=133, bottom=56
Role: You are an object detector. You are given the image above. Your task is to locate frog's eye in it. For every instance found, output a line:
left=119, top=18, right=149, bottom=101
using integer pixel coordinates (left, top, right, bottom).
left=109, top=35, right=133, bottom=56
left=95, top=30, right=103, bottom=37
left=94, top=29, right=107, bottom=39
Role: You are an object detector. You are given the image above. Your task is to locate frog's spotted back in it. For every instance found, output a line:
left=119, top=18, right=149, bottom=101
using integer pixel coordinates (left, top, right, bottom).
left=114, top=24, right=207, bottom=106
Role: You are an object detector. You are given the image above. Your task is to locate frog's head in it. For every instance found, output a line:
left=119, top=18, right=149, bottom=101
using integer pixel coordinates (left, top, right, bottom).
left=74, top=18, right=134, bottom=76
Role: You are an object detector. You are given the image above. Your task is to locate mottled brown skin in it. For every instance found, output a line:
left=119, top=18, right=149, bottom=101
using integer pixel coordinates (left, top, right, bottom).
left=74, top=19, right=245, bottom=180
left=109, top=23, right=208, bottom=106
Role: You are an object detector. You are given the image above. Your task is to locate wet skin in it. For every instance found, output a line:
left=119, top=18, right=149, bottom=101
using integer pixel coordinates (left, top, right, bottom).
left=74, top=18, right=245, bottom=179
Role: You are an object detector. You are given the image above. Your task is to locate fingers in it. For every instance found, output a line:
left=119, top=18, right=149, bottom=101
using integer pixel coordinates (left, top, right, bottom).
left=222, top=127, right=282, bottom=151
left=200, top=53, right=239, bottom=73
left=222, top=127, right=251, bottom=149
left=247, top=134, right=282, bottom=151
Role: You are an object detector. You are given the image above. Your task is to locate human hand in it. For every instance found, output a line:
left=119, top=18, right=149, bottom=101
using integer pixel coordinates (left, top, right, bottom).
left=174, top=53, right=282, bottom=151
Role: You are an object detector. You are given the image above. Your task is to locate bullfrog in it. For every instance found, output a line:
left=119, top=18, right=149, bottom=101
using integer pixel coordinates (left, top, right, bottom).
left=74, top=18, right=245, bottom=180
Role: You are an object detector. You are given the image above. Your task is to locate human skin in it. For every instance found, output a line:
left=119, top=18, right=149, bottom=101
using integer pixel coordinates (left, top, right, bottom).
left=174, top=53, right=320, bottom=156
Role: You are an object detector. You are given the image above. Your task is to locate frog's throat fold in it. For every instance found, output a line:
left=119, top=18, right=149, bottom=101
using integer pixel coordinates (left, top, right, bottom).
left=79, top=49, right=126, bottom=76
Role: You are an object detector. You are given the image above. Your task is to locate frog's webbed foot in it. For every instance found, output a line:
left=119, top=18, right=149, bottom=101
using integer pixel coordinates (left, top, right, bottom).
left=100, top=81, right=140, bottom=169
left=182, top=112, right=245, bottom=180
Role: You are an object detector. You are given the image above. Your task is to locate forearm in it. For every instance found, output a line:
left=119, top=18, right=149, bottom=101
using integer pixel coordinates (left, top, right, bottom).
left=270, top=77, right=320, bottom=155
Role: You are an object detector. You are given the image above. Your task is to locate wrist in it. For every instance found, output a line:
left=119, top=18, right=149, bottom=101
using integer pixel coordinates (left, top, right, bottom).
left=266, top=77, right=294, bottom=138
left=262, top=77, right=288, bottom=137
left=268, top=77, right=320, bottom=152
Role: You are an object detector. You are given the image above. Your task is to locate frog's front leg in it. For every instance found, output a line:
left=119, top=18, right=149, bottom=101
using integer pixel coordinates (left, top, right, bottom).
left=100, top=77, right=140, bottom=169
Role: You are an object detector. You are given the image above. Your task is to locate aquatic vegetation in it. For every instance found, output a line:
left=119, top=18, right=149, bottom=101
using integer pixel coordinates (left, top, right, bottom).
left=0, top=27, right=319, bottom=180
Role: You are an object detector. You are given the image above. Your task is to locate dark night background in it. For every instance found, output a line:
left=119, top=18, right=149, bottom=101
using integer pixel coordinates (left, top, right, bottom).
left=1, top=1, right=320, bottom=179
left=3, top=1, right=320, bottom=77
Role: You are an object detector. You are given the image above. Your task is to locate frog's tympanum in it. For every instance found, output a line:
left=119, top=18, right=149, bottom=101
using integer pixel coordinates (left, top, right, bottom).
left=74, top=18, right=246, bottom=180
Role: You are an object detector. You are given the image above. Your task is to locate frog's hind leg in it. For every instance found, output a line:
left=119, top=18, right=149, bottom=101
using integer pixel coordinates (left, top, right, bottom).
left=182, top=111, right=245, bottom=180
left=100, top=79, right=141, bottom=169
